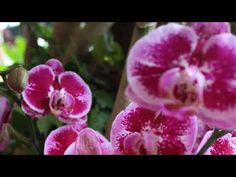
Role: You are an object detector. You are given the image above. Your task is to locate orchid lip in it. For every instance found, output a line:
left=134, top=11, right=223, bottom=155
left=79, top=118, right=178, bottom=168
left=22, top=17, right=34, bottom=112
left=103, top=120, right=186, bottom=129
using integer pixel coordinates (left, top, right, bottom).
left=49, top=89, right=75, bottom=118
left=159, top=66, right=205, bottom=107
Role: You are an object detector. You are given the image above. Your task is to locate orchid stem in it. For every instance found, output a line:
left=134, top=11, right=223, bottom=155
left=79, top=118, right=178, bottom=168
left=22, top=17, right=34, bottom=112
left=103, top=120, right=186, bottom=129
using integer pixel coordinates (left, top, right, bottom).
left=29, top=118, right=41, bottom=154
left=0, top=64, right=22, bottom=75
left=197, top=128, right=230, bottom=155
left=7, top=124, right=31, bottom=146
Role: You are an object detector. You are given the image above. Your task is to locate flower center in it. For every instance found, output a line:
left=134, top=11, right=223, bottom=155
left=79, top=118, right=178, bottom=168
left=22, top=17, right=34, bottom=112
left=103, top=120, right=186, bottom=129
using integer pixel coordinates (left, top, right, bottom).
left=123, top=129, right=159, bottom=155
left=159, top=66, right=205, bottom=107
left=49, top=89, right=75, bottom=118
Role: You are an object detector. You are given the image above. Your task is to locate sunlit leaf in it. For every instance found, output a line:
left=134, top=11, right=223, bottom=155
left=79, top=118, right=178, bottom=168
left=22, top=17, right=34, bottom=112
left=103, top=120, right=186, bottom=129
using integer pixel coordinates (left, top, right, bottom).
left=2, top=36, right=26, bottom=64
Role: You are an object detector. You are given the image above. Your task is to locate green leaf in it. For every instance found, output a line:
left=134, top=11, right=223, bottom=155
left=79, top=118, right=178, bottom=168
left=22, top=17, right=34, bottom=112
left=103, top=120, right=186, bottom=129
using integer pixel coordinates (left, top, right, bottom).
left=36, top=115, right=63, bottom=134
left=93, top=90, right=114, bottom=109
left=11, top=107, right=31, bottom=137
left=2, top=36, right=26, bottom=64
left=0, top=65, right=8, bottom=72
left=88, top=106, right=110, bottom=134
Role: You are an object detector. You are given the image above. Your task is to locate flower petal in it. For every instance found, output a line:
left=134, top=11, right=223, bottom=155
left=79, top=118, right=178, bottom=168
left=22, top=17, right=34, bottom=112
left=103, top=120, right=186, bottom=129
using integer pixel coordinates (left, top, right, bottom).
left=197, top=131, right=236, bottom=155
left=199, top=33, right=236, bottom=129
left=22, top=65, right=55, bottom=113
left=100, top=142, right=113, bottom=155
left=125, top=86, right=159, bottom=111
left=44, top=123, right=84, bottom=155
left=75, top=128, right=102, bottom=155
left=21, top=101, right=48, bottom=118
left=64, top=142, right=76, bottom=155
left=123, top=132, right=143, bottom=155
left=111, top=103, right=198, bottom=155
left=142, top=131, right=159, bottom=155
left=191, top=22, right=230, bottom=41
left=190, top=22, right=230, bottom=65
left=127, top=23, right=198, bottom=109
left=58, top=72, right=92, bottom=119
left=0, top=96, right=11, bottom=129
left=46, top=58, right=64, bottom=76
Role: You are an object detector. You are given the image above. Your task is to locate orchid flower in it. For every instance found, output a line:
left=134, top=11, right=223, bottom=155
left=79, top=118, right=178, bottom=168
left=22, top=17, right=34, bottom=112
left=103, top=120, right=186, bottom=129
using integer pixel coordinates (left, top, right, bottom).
left=44, top=123, right=113, bottom=155
left=110, top=103, right=198, bottom=155
left=22, top=59, right=92, bottom=124
left=126, top=22, right=236, bottom=130
left=0, top=96, right=11, bottom=151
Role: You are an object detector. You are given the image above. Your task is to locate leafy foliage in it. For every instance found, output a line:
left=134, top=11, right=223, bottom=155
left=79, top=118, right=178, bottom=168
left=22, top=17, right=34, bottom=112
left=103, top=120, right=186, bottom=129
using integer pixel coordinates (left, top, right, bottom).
left=91, top=32, right=124, bottom=66
left=36, top=115, right=63, bottom=135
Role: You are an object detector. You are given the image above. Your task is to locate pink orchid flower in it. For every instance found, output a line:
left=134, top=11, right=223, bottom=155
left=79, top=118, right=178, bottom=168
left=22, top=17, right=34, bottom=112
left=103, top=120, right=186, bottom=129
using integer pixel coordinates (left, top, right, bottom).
left=197, top=130, right=236, bottom=155
left=22, top=59, right=92, bottom=123
left=126, top=22, right=236, bottom=130
left=44, top=123, right=113, bottom=155
left=0, top=96, right=11, bottom=151
left=110, top=103, right=198, bottom=155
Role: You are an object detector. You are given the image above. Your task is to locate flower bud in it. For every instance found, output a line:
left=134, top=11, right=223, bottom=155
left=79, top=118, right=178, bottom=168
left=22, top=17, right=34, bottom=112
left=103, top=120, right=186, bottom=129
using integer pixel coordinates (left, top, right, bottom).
left=7, top=67, right=28, bottom=93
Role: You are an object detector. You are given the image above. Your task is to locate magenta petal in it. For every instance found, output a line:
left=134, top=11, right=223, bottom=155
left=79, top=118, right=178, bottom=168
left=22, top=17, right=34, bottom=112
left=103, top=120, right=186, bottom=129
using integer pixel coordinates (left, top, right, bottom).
left=75, top=128, right=102, bottom=155
left=58, top=72, right=92, bottom=119
left=46, top=58, right=64, bottom=76
left=123, top=132, right=143, bottom=155
left=64, top=142, right=76, bottom=155
left=44, top=124, right=83, bottom=155
left=100, top=142, right=113, bottom=155
left=198, top=33, right=236, bottom=129
left=190, top=22, right=230, bottom=65
left=142, top=131, right=159, bottom=155
left=127, top=23, right=198, bottom=108
left=21, top=101, right=48, bottom=118
left=191, top=22, right=230, bottom=41
left=111, top=103, right=198, bottom=155
left=125, top=86, right=159, bottom=111
left=197, top=131, right=236, bottom=155
left=22, top=65, right=55, bottom=113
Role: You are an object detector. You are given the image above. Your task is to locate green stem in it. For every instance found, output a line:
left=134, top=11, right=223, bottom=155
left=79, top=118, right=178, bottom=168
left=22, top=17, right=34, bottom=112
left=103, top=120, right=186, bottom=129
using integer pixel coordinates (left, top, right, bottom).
left=29, top=118, right=41, bottom=154
left=7, top=124, right=31, bottom=146
left=197, top=128, right=230, bottom=155
left=0, top=64, right=22, bottom=75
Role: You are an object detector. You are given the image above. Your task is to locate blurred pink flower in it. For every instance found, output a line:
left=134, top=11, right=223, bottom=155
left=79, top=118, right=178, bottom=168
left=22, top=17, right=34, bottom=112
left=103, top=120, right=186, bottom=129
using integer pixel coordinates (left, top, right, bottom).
left=110, top=103, right=198, bottom=155
left=0, top=96, right=11, bottom=151
left=126, top=22, right=236, bottom=130
left=44, top=123, right=113, bottom=155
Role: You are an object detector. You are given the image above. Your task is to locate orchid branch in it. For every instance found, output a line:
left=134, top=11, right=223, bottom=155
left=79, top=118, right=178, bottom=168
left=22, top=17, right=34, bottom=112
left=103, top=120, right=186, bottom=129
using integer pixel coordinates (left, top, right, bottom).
left=197, top=128, right=231, bottom=155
